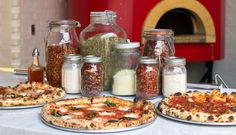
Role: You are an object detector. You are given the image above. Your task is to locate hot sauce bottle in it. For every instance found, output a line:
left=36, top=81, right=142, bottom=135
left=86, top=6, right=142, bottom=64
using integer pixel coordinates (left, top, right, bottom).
left=28, top=48, right=44, bottom=83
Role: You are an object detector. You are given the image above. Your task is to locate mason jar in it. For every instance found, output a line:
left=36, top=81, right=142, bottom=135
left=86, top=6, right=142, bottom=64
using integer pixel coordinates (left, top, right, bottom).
left=62, top=54, right=82, bottom=94
left=136, top=57, right=159, bottom=99
left=81, top=56, right=103, bottom=97
left=112, top=42, right=140, bottom=96
left=80, top=10, right=127, bottom=90
left=45, top=20, right=80, bottom=87
left=162, top=57, right=187, bottom=97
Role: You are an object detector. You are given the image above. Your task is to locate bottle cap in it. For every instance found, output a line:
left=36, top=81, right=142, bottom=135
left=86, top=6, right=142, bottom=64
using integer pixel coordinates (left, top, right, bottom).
left=32, top=48, right=40, bottom=56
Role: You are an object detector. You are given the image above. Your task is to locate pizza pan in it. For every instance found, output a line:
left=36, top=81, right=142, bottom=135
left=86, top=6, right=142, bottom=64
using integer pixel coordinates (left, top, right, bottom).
left=40, top=114, right=157, bottom=133
left=0, top=95, right=66, bottom=110
left=0, top=104, right=44, bottom=110
left=156, top=103, right=236, bottom=126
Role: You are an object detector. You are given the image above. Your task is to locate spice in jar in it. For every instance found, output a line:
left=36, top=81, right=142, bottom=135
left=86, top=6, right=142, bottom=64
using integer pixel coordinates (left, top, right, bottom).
left=81, top=56, right=103, bottom=97
left=62, top=54, right=82, bottom=94
left=45, top=20, right=80, bottom=87
left=46, top=44, right=78, bottom=87
left=28, top=48, right=44, bottom=83
left=162, top=57, right=187, bottom=97
left=136, top=57, right=159, bottom=99
left=142, top=29, right=175, bottom=67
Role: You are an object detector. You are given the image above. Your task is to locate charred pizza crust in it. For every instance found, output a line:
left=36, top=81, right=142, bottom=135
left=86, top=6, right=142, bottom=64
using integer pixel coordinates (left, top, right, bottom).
left=42, top=96, right=156, bottom=130
left=158, top=90, right=236, bottom=123
left=0, top=82, right=65, bottom=106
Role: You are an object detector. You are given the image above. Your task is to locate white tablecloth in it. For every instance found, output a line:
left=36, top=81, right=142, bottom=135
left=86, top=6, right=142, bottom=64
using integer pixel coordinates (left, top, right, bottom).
left=0, top=71, right=235, bottom=135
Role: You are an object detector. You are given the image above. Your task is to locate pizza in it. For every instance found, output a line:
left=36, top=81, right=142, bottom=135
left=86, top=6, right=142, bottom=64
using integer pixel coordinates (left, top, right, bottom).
left=0, top=82, right=65, bottom=106
left=41, top=96, right=157, bottom=130
left=158, top=89, right=236, bottom=123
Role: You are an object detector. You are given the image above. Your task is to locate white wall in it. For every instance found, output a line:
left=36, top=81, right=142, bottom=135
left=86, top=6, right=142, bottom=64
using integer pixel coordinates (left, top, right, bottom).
left=213, top=0, right=236, bottom=88
left=0, top=0, right=67, bottom=68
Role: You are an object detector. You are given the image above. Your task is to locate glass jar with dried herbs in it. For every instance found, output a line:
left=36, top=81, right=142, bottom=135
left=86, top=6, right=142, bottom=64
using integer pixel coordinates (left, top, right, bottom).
left=80, top=10, right=127, bottom=90
left=45, top=20, right=80, bottom=87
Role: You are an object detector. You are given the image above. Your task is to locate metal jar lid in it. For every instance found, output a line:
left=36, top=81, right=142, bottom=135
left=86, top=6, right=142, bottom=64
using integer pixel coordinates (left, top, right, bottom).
left=83, top=55, right=102, bottom=63
left=115, top=42, right=140, bottom=49
left=143, top=29, right=173, bottom=38
left=64, top=54, right=82, bottom=61
left=164, top=56, right=186, bottom=65
left=139, top=56, right=158, bottom=64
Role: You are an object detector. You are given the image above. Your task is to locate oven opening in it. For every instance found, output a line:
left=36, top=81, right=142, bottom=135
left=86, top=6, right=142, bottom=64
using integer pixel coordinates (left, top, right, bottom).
left=156, top=8, right=206, bottom=43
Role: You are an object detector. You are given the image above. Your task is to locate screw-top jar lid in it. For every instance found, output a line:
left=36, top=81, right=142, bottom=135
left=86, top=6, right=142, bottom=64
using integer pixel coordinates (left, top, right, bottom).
left=164, top=56, right=186, bottom=65
left=143, top=29, right=173, bottom=38
left=49, top=20, right=81, bottom=28
left=64, top=54, right=82, bottom=61
left=139, top=56, right=158, bottom=64
left=115, top=42, right=140, bottom=49
left=84, top=55, right=102, bottom=63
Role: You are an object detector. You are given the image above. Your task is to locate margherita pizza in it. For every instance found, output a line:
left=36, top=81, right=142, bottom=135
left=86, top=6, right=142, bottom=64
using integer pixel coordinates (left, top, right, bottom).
left=41, top=96, right=156, bottom=130
left=158, top=89, right=236, bottom=123
left=0, top=82, right=65, bottom=106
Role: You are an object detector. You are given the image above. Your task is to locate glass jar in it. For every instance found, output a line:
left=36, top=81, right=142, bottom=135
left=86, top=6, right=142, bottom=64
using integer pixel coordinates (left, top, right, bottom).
left=81, top=56, right=103, bottom=97
left=142, top=29, right=175, bottom=68
left=80, top=10, right=127, bottom=90
left=112, top=42, right=140, bottom=96
left=45, top=20, right=80, bottom=87
left=136, top=57, right=159, bottom=99
left=162, top=57, right=187, bottom=97
left=62, top=54, right=82, bottom=94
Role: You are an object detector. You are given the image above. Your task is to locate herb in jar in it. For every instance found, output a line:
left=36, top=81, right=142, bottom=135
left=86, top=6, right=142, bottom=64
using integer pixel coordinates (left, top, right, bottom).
left=80, top=33, right=123, bottom=90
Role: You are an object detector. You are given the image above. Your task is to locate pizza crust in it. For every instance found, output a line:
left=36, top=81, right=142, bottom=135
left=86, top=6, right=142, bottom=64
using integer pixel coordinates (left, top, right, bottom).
left=158, top=90, right=236, bottom=123
left=42, top=96, right=157, bottom=130
left=0, top=82, right=65, bottom=106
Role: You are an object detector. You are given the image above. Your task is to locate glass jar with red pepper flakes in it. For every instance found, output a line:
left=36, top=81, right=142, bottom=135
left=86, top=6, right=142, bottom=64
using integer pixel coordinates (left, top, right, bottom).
left=136, top=57, right=159, bottom=99
left=142, top=29, right=175, bottom=68
left=81, top=56, right=103, bottom=97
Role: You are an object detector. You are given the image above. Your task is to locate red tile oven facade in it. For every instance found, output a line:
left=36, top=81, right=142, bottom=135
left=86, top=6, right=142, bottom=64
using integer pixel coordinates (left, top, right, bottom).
left=68, top=0, right=225, bottom=62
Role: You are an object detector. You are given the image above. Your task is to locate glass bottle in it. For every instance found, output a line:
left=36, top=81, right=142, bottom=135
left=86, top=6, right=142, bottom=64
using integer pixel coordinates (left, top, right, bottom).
left=81, top=56, right=103, bottom=97
left=162, top=57, right=187, bottom=97
left=142, top=29, right=175, bottom=68
left=62, top=54, right=83, bottom=94
left=80, top=10, right=127, bottom=90
left=45, top=20, right=80, bottom=87
left=112, top=42, right=140, bottom=96
left=28, top=48, right=44, bottom=83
